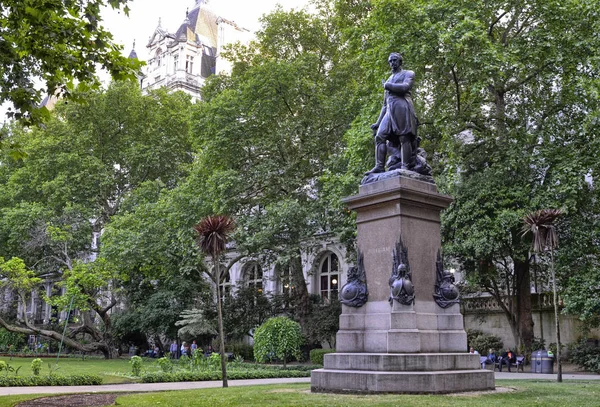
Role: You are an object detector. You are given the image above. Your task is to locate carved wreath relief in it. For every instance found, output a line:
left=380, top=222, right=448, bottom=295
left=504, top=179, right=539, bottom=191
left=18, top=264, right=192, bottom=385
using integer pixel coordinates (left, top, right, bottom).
left=339, top=250, right=368, bottom=308
left=433, top=251, right=460, bottom=308
left=389, top=238, right=415, bottom=306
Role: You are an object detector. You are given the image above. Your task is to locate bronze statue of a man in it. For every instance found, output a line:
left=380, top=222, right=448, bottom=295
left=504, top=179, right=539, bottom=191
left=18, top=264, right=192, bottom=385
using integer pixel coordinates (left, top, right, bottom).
left=366, top=52, right=418, bottom=175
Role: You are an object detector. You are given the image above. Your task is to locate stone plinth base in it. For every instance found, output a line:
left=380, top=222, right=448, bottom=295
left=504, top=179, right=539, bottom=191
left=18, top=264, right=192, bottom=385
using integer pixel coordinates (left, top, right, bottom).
left=310, top=353, right=495, bottom=394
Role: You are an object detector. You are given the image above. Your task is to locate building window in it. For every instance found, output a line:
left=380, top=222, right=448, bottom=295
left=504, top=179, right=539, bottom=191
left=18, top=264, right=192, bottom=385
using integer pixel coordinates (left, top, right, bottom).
left=173, top=55, right=179, bottom=73
left=243, top=262, right=263, bottom=293
left=281, top=265, right=292, bottom=297
left=219, top=271, right=231, bottom=301
left=186, top=55, right=194, bottom=74
left=156, top=49, right=162, bottom=67
left=318, top=252, right=339, bottom=300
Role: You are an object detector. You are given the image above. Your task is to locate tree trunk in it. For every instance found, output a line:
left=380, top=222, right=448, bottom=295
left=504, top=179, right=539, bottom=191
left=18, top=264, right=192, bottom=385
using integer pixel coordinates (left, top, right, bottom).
left=290, top=252, right=310, bottom=330
left=0, top=315, right=117, bottom=358
left=214, top=257, right=228, bottom=388
left=551, top=251, right=562, bottom=382
left=515, top=259, right=534, bottom=351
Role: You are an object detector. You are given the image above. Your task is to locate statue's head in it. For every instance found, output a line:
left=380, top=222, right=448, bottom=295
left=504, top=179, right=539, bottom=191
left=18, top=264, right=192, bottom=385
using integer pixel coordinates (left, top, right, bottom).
left=388, top=53, right=403, bottom=70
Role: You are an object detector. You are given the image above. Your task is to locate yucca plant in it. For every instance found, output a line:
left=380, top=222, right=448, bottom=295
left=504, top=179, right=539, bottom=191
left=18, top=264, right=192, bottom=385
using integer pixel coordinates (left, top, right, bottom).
left=522, top=209, right=562, bottom=382
left=194, top=215, right=235, bottom=388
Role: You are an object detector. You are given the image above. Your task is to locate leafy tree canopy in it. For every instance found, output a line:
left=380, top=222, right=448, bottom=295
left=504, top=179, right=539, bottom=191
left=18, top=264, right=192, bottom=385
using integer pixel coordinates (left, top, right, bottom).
left=0, top=0, right=142, bottom=122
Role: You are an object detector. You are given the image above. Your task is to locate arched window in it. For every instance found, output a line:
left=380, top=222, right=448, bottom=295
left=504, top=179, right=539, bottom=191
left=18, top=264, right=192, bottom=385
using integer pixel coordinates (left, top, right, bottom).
left=318, top=252, right=339, bottom=300
left=281, top=265, right=292, bottom=297
left=243, top=262, right=263, bottom=293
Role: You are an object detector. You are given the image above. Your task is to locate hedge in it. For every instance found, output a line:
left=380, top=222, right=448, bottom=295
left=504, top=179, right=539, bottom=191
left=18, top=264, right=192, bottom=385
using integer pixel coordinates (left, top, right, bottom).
left=0, top=374, right=102, bottom=386
left=310, top=349, right=335, bottom=365
left=140, top=368, right=311, bottom=383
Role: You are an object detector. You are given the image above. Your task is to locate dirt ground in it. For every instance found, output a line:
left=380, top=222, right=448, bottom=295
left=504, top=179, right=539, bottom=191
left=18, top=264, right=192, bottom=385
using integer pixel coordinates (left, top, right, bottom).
left=15, top=394, right=121, bottom=407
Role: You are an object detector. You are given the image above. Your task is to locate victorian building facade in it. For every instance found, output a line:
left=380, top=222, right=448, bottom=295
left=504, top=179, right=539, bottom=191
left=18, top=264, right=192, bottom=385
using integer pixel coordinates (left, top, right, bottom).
left=140, top=0, right=251, bottom=100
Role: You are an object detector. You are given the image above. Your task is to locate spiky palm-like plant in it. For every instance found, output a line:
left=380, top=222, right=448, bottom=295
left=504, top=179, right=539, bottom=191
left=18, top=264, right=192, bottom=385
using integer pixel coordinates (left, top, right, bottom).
left=522, top=209, right=562, bottom=382
left=194, top=215, right=235, bottom=388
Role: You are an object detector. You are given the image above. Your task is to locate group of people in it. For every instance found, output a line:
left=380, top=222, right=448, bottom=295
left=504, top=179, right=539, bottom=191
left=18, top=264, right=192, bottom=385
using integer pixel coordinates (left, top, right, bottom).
left=471, top=347, right=518, bottom=372
left=168, top=340, right=212, bottom=359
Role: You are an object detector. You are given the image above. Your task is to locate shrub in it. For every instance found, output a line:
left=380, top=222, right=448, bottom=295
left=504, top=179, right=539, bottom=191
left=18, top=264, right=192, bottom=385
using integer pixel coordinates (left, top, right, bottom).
left=466, top=329, right=504, bottom=355
left=254, top=317, right=304, bottom=367
left=569, top=340, right=600, bottom=372
left=140, top=367, right=311, bottom=383
left=31, top=358, right=42, bottom=376
left=130, top=355, right=143, bottom=376
left=310, top=349, right=335, bottom=365
left=531, top=336, right=546, bottom=351
left=208, top=352, right=221, bottom=369
left=0, top=374, right=102, bottom=386
left=157, top=357, right=173, bottom=373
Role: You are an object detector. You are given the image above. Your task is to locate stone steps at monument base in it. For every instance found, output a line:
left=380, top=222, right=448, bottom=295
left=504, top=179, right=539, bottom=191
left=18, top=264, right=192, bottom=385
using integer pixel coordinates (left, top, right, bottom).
left=324, top=352, right=481, bottom=371
left=311, top=368, right=495, bottom=394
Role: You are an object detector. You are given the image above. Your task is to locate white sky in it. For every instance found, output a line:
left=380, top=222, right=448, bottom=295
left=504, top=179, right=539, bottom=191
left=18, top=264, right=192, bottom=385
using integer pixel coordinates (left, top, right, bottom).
left=103, top=0, right=312, bottom=62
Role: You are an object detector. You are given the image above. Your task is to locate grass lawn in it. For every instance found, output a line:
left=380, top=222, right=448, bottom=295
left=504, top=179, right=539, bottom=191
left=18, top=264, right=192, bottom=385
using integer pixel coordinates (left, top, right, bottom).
left=0, top=356, right=160, bottom=384
left=1, top=380, right=599, bottom=407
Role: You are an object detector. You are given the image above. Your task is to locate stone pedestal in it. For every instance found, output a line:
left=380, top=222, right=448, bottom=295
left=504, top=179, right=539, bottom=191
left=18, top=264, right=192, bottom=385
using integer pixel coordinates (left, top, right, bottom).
left=311, top=176, right=495, bottom=394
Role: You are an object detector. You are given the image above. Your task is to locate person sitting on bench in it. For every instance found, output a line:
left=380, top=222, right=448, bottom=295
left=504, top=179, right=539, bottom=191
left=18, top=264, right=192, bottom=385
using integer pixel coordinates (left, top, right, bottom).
left=481, top=348, right=496, bottom=369
left=498, top=348, right=516, bottom=372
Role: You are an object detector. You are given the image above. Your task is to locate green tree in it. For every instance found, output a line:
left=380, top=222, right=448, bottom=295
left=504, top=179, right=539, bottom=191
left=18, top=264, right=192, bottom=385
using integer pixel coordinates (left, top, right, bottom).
left=333, top=0, right=600, bottom=350
left=222, top=285, right=277, bottom=342
left=253, top=316, right=304, bottom=368
left=0, top=0, right=142, bottom=122
left=0, top=81, right=194, bottom=357
left=191, top=4, right=360, bottom=330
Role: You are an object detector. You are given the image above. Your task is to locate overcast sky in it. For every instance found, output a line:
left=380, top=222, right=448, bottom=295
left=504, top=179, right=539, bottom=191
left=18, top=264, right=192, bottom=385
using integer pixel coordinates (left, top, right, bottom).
left=103, top=0, right=312, bottom=62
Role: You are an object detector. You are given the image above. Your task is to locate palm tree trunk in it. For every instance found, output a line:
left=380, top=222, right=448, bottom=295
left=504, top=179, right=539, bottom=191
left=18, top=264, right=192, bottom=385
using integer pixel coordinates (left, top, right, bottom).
left=214, top=257, right=228, bottom=388
left=551, top=251, right=562, bottom=382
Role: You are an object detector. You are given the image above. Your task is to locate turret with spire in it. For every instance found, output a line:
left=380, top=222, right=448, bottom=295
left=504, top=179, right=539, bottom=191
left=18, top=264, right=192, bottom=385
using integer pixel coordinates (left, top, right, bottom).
left=128, top=39, right=138, bottom=60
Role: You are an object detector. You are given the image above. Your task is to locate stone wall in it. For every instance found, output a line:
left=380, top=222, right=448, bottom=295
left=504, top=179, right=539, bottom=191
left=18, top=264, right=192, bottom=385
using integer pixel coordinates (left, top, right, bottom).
left=462, top=293, right=600, bottom=354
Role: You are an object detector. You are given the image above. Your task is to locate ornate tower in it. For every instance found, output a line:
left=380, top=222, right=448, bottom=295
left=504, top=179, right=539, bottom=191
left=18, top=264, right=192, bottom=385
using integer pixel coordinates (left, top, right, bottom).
left=141, top=1, right=250, bottom=100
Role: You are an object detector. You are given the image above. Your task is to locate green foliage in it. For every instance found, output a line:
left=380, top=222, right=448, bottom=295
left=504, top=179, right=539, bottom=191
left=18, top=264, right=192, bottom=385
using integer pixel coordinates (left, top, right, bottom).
left=568, top=340, right=600, bottom=373
left=309, top=349, right=335, bottom=366
left=226, top=343, right=254, bottom=362
left=222, top=286, right=278, bottom=342
left=30, top=359, right=42, bottom=376
left=129, top=356, right=142, bottom=377
left=466, top=329, right=504, bottom=355
left=157, top=357, right=173, bottom=373
left=140, top=368, right=311, bottom=383
left=0, top=81, right=195, bottom=357
left=254, top=317, right=304, bottom=366
left=0, top=329, right=25, bottom=352
left=304, top=296, right=341, bottom=348
left=208, top=352, right=221, bottom=370
left=0, top=374, right=102, bottom=387
left=0, top=0, right=142, bottom=122
left=0, top=257, right=42, bottom=294
left=175, top=308, right=217, bottom=340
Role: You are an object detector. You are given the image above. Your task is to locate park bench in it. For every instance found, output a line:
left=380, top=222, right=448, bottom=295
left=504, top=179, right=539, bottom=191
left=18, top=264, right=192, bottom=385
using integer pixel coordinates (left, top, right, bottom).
left=493, top=355, right=525, bottom=372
